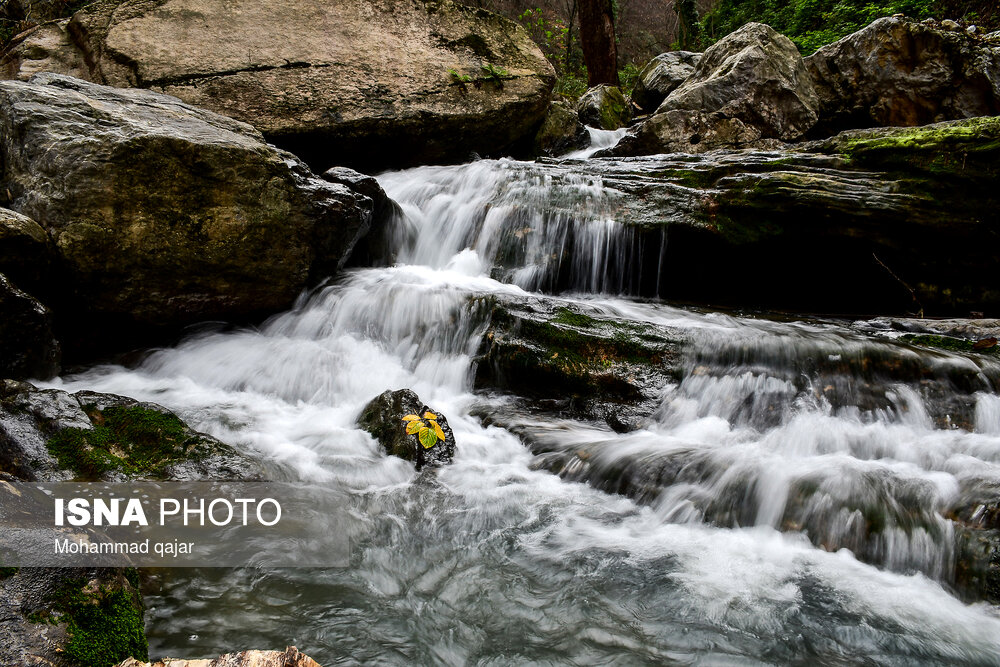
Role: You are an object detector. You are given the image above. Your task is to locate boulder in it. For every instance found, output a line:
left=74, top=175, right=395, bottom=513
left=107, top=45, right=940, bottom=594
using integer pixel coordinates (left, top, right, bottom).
left=0, top=0, right=555, bottom=171
left=0, top=379, right=264, bottom=482
left=630, top=51, right=701, bottom=114
left=805, top=17, right=1000, bottom=135
left=117, top=647, right=322, bottom=667
left=608, top=23, right=818, bottom=156
left=358, top=389, right=456, bottom=470
left=0, top=274, right=59, bottom=380
left=0, top=73, right=378, bottom=353
left=533, top=99, right=589, bottom=156
left=576, top=84, right=631, bottom=130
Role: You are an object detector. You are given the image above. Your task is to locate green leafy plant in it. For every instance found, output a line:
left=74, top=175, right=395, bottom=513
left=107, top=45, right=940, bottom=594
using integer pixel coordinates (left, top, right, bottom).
left=448, top=68, right=473, bottom=84
left=481, top=63, right=512, bottom=81
left=402, top=411, right=446, bottom=449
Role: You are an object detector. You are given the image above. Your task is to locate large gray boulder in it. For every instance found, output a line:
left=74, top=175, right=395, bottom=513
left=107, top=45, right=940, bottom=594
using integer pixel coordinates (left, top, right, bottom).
left=0, top=0, right=555, bottom=170
left=805, top=17, right=1000, bottom=135
left=0, top=73, right=376, bottom=347
left=608, top=23, right=818, bottom=156
left=630, top=51, right=702, bottom=114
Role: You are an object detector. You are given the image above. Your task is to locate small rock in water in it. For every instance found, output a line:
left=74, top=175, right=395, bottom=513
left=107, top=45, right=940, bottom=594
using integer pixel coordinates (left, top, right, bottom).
left=358, top=389, right=456, bottom=470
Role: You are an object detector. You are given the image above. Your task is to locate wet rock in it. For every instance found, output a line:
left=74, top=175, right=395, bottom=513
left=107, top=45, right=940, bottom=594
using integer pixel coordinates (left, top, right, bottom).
left=608, top=23, right=818, bottom=156
left=856, top=317, right=1000, bottom=341
left=117, top=647, right=323, bottom=667
left=473, top=296, right=684, bottom=429
left=630, top=51, right=701, bottom=114
left=575, top=115, right=1000, bottom=315
left=805, top=16, right=1000, bottom=136
left=0, top=566, right=146, bottom=667
left=0, top=380, right=264, bottom=482
left=358, top=389, right=456, bottom=470
left=576, top=85, right=631, bottom=130
left=0, top=73, right=376, bottom=356
left=0, top=273, right=59, bottom=380
left=533, top=99, right=589, bottom=157
left=0, top=0, right=555, bottom=171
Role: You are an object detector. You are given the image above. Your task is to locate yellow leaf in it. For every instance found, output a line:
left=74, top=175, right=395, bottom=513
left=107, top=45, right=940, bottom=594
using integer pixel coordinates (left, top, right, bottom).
left=423, top=411, right=437, bottom=420
left=406, top=420, right=423, bottom=435
left=402, top=414, right=420, bottom=422
left=418, top=427, right=437, bottom=449
left=430, top=420, right=445, bottom=441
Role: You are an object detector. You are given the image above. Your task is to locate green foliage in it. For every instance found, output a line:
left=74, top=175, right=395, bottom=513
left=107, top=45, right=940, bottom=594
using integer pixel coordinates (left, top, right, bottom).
left=448, top=68, right=473, bottom=84
left=402, top=411, right=445, bottom=449
left=46, top=405, right=209, bottom=480
left=29, top=574, right=147, bottom=667
left=701, top=0, right=938, bottom=53
left=481, top=62, right=512, bottom=80
left=554, top=73, right=589, bottom=99
left=676, top=0, right=704, bottom=50
left=617, top=62, right=642, bottom=96
left=0, top=566, right=18, bottom=580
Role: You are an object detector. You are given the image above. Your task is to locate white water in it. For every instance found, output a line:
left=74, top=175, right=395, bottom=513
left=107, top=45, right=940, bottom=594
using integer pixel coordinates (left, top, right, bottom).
left=563, top=126, right=628, bottom=160
left=48, top=157, right=1000, bottom=664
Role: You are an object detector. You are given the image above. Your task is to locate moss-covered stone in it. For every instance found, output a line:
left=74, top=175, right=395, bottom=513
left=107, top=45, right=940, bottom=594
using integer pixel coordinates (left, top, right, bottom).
left=28, top=571, right=147, bottom=667
left=818, top=116, right=1000, bottom=179
left=901, top=334, right=1000, bottom=358
left=475, top=296, right=684, bottom=429
left=576, top=85, right=631, bottom=130
left=45, top=404, right=212, bottom=480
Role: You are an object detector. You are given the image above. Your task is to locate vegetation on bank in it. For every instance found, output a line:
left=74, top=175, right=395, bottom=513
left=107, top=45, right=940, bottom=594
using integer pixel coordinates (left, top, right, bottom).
left=507, top=0, right=1000, bottom=98
left=701, top=0, right=998, bottom=53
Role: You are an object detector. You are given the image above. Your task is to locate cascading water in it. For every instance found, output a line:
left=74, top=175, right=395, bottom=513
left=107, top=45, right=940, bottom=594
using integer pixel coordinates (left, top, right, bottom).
left=46, top=154, right=1000, bottom=664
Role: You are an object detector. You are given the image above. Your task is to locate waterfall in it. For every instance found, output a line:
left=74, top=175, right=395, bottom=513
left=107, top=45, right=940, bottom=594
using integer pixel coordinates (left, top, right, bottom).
left=45, top=155, right=1000, bottom=665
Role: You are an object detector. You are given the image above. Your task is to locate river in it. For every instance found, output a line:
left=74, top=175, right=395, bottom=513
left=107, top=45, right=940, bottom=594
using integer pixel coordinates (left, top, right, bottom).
left=47, top=144, right=1000, bottom=665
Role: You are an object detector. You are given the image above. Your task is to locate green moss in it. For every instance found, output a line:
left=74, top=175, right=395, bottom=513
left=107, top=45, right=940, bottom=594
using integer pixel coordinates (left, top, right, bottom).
left=30, top=573, right=147, bottom=667
left=46, top=405, right=210, bottom=480
left=835, top=118, right=1000, bottom=178
left=901, top=334, right=1000, bottom=357
left=0, top=566, right=18, bottom=580
left=551, top=307, right=600, bottom=328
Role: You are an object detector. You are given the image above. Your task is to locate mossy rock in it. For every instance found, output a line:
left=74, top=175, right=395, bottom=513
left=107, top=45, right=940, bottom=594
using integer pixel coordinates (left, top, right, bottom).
left=46, top=404, right=213, bottom=480
left=474, top=296, right=684, bottom=430
left=901, top=333, right=1000, bottom=358
left=576, top=85, right=631, bottom=130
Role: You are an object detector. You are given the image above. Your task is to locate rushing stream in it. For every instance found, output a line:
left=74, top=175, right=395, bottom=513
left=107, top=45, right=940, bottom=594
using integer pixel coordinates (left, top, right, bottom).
left=46, top=147, right=1000, bottom=664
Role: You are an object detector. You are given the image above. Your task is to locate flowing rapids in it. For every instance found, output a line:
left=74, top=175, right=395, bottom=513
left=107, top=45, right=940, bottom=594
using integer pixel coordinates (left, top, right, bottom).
left=47, top=154, right=1000, bottom=665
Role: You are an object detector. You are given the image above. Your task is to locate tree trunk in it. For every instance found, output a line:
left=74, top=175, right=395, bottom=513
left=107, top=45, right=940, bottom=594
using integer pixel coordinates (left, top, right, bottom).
left=578, top=0, right=618, bottom=86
